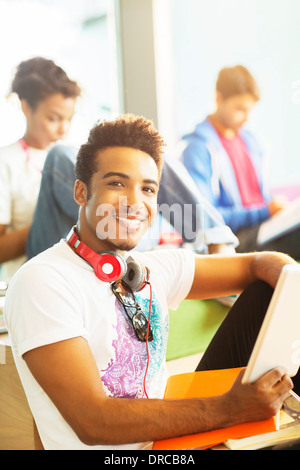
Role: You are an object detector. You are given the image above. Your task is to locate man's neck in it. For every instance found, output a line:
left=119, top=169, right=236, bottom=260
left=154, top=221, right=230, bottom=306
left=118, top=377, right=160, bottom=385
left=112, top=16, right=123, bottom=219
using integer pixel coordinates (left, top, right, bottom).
left=208, top=114, right=236, bottom=140
left=76, top=220, right=127, bottom=258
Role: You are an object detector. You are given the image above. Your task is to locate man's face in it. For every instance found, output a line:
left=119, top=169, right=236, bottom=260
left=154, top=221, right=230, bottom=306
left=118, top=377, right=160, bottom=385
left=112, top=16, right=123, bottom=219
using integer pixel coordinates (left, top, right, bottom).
left=216, top=92, right=257, bottom=133
left=75, top=146, right=159, bottom=253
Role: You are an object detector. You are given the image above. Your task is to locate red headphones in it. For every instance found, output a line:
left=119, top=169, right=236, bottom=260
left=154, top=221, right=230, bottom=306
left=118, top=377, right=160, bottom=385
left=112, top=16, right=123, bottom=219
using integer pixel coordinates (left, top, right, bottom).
left=66, top=226, right=150, bottom=291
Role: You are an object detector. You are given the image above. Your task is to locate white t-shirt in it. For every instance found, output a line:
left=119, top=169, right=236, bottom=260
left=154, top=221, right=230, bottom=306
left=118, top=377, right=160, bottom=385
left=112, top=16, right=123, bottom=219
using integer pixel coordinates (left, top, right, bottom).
left=0, top=141, right=47, bottom=281
left=4, top=240, right=195, bottom=450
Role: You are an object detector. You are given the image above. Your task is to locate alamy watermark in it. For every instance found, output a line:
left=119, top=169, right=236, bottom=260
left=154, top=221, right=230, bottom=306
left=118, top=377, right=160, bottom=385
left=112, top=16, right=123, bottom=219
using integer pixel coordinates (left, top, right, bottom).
left=94, top=196, right=224, bottom=248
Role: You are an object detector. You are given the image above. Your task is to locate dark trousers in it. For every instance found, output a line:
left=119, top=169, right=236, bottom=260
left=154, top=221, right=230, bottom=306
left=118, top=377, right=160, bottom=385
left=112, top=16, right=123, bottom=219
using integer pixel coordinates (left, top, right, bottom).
left=196, top=281, right=300, bottom=395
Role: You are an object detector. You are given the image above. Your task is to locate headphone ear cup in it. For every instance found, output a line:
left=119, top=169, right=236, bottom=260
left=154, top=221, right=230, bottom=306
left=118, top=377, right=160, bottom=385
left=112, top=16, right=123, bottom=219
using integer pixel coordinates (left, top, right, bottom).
left=66, top=227, right=129, bottom=283
left=95, top=251, right=127, bottom=282
left=122, top=257, right=148, bottom=292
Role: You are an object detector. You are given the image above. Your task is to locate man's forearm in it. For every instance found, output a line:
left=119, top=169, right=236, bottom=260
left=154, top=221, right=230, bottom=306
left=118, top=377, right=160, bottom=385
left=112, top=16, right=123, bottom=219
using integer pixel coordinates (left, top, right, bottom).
left=188, top=250, right=296, bottom=303
left=251, top=251, right=297, bottom=289
left=73, top=393, right=233, bottom=446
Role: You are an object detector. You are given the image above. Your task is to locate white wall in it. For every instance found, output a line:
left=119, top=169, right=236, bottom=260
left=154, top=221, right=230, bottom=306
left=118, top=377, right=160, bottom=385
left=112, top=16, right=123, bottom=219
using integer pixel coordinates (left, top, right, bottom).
left=170, top=0, right=300, bottom=187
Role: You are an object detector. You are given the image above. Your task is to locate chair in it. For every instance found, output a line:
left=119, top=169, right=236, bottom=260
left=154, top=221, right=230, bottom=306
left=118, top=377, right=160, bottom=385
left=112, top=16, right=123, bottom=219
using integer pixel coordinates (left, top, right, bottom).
left=0, top=343, right=43, bottom=450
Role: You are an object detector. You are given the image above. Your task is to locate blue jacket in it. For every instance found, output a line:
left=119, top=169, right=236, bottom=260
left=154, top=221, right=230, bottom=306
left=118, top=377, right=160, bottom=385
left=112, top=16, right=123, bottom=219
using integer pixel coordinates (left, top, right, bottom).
left=182, top=118, right=271, bottom=233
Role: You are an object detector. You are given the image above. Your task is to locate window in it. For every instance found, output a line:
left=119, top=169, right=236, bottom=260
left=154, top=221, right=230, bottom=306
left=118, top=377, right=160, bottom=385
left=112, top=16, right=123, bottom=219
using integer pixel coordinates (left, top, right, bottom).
left=0, top=0, right=119, bottom=147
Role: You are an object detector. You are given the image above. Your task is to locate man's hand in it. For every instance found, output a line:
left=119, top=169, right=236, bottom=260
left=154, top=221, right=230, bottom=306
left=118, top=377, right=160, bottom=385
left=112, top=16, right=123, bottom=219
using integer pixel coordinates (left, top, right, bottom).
left=224, top=367, right=293, bottom=424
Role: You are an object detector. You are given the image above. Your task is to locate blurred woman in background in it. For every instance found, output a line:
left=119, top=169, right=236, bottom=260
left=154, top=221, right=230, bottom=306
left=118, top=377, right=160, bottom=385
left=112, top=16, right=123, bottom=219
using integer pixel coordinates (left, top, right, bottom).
left=0, top=57, right=81, bottom=281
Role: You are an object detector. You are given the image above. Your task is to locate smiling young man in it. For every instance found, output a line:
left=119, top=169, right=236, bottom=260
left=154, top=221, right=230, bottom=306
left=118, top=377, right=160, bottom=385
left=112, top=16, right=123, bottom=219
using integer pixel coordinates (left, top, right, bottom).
left=4, top=114, right=298, bottom=450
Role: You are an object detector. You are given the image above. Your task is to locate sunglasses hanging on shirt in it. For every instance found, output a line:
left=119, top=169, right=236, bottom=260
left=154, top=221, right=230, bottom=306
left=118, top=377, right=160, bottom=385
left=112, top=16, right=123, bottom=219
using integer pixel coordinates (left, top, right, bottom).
left=111, top=280, right=153, bottom=342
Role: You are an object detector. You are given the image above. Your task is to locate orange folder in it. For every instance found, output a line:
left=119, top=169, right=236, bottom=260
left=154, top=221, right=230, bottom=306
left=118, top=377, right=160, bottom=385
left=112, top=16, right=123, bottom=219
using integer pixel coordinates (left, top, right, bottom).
left=153, top=367, right=277, bottom=450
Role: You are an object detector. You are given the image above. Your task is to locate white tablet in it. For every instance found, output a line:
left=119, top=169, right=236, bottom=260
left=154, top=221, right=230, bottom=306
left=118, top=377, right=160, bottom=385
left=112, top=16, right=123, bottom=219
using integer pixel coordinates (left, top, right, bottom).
left=242, top=264, right=300, bottom=384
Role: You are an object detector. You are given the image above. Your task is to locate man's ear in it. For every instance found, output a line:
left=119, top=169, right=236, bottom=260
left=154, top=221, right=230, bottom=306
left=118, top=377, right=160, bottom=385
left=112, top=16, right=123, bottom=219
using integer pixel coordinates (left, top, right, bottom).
left=74, top=179, right=88, bottom=206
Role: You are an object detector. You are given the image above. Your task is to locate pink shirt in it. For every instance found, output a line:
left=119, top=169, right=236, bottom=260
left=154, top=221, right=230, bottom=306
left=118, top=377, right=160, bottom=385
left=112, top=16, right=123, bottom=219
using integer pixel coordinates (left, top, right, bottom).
left=219, top=133, right=264, bottom=207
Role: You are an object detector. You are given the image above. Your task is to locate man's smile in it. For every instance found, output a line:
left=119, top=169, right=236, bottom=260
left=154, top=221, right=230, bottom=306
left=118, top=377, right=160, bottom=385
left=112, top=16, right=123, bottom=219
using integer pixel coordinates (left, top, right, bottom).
left=115, top=214, right=148, bottom=233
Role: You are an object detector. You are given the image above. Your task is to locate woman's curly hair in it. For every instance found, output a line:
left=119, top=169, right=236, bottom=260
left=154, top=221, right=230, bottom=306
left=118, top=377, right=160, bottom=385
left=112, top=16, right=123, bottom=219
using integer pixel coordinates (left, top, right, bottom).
left=11, top=56, right=81, bottom=108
